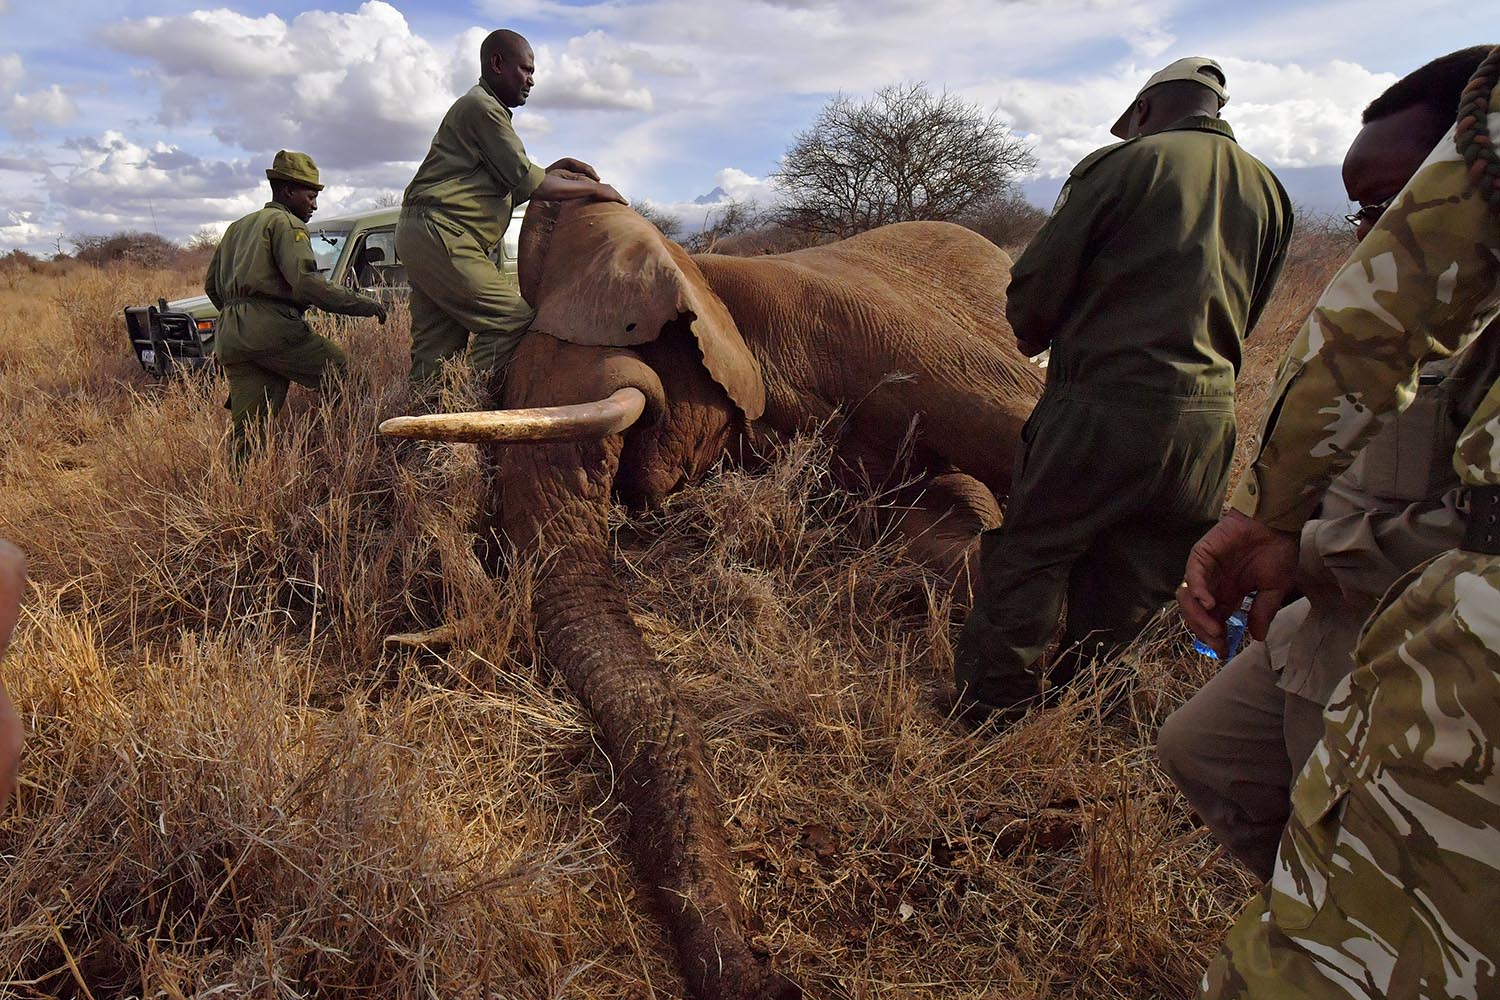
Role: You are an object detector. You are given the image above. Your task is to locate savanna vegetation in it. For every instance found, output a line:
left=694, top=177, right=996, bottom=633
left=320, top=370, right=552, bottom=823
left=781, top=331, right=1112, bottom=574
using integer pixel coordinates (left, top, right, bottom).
left=631, top=80, right=1047, bottom=259
left=0, top=210, right=1351, bottom=997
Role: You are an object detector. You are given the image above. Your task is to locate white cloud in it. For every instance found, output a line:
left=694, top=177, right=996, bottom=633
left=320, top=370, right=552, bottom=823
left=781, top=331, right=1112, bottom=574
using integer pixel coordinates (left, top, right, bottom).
left=43, top=131, right=260, bottom=236
left=0, top=0, right=1464, bottom=253
left=637, top=166, right=782, bottom=232
left=1221, top=58, right=1395, bottom=168
left=975, top=56, right=1396, bottom=178
left=533, top=32, right=662, bottom=111
left=105, top=2, right=654, bottom=169
left=475, top=0, right=1177, bottom=97
left=0, top=52, right=77, bottom=135
left=0, top=207, right=45, bottom=250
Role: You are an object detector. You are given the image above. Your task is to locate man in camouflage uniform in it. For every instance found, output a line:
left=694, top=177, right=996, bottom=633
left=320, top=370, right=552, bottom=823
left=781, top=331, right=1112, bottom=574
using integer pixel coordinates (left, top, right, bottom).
left=1179, top=46, right=1500, bottom=999
left=1159, top=47, right=1500, bottom=884
left=398, top=28, right=625, bottom=387
left=205, top=150, right=387, bottom=461
left=954, top=57, right=1294, bottom=722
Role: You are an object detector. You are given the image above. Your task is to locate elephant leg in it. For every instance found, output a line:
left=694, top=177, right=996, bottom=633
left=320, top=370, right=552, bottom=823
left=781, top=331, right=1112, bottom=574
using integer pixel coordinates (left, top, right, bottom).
left=881, top=471, right=1001, bottom=605
left=828, top=430, right=1000, bottom=603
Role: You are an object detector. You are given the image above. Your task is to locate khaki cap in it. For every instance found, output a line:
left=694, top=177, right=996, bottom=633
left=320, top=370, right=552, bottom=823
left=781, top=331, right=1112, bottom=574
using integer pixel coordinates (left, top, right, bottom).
left=265, top=149, right=324, bottom=190
left=1110, top=56, right=1229, bottom=139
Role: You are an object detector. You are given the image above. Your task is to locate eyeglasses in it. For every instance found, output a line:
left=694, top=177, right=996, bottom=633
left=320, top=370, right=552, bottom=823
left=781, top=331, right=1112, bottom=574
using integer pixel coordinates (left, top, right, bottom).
left=1344, top=194, right=1396, bottom=228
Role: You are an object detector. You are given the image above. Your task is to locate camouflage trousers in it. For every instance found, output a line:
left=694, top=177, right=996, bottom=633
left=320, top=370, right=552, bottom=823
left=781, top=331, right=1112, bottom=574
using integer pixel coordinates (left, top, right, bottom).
left=1201, top=548, right=1500, bottom=999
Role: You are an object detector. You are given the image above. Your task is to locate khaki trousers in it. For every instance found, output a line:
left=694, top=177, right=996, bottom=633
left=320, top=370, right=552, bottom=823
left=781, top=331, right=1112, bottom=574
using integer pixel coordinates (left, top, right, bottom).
left=1156, top=598, right=1328, bottom=883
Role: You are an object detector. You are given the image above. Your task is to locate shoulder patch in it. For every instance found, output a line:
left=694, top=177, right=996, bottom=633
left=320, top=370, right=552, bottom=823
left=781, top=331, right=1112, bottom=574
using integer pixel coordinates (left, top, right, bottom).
left=1070, top=138, right=1136, bottom=180
left=1052, top=184, right=1071, bottom=213
left=293, top=230, right=307, bottom=242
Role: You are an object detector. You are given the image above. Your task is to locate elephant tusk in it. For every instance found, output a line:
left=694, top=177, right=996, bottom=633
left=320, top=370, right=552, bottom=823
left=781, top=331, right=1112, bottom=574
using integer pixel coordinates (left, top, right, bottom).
left=379, top=387, right=647, bottom=443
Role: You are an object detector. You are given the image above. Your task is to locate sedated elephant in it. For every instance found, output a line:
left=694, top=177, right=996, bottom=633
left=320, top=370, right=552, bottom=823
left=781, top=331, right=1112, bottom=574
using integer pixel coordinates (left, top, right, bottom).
left=382, top=197, right=1044, bottom=999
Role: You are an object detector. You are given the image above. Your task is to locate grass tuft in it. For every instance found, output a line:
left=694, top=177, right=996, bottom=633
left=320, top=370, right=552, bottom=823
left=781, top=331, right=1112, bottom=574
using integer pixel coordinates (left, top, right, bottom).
left=0, top=223, right=1346, bottom=996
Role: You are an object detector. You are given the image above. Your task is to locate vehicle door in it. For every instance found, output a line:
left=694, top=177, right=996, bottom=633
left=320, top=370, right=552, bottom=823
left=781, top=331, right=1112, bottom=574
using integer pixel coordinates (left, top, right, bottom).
left=342, top=226, right=408, bottom=305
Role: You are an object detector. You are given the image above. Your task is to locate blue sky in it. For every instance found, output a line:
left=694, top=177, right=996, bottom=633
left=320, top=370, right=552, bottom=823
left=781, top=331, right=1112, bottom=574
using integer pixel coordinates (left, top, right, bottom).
left=0, top=0, right=1483, bottom=253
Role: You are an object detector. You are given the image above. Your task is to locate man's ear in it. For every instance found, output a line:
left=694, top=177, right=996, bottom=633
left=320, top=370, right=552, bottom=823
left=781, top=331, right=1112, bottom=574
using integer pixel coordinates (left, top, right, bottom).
left=1130, top=97, right=1150, bottom=137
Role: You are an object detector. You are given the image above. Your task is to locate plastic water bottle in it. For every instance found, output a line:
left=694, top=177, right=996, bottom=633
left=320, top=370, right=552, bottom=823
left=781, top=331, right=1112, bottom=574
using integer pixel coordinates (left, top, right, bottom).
left=1193, top=593, right=1256, bottom=660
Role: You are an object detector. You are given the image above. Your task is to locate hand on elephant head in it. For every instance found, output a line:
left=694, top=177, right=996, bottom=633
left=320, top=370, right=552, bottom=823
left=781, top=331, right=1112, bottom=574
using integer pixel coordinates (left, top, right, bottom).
left=545, top=157, right=599, bottom=181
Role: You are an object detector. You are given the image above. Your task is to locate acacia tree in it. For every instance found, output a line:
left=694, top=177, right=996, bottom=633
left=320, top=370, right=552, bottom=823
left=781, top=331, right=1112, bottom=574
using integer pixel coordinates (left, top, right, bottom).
left=774, top=82, right=1037, bottom=238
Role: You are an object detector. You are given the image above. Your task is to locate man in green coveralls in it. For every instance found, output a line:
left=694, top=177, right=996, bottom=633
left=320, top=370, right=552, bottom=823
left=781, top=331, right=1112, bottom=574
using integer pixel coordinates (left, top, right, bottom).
left=205, top=150, right=387, bottom=461
left=398, top=28, right=626, bottom=387
left=953, top=57, right=1294, bottom=722
left=1180, top=46, right=1500, bottom=999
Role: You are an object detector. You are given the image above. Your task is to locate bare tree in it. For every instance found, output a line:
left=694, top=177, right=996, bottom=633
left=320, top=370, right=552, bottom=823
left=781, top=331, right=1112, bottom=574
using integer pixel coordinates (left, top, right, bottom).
left=372, top=191, right=401, bottom=208
left=634, top=200, right=684, bottom=241
left=681, top=199, right=762, bottom=254
left=961, top=190, right=1050, bottom=252
left=774, top=82, right=1037, bottom=238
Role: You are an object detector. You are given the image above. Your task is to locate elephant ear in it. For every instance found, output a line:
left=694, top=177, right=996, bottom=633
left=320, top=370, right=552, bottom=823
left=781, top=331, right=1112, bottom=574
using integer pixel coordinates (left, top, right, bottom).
left=518, top=197, right=765, bottom=421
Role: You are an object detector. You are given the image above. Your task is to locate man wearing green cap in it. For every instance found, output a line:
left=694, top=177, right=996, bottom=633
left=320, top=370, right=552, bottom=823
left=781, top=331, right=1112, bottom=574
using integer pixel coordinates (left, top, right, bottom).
left=205, top=149, right=388, bottom=461
left=953, top=57, right=1294, bottom=723
left=398, top=28, right=626, bottom=389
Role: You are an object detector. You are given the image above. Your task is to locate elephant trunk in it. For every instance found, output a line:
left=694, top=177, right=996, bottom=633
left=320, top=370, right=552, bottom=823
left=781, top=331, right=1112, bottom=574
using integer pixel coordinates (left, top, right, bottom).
left=500, top=430, right=799, bottom=1000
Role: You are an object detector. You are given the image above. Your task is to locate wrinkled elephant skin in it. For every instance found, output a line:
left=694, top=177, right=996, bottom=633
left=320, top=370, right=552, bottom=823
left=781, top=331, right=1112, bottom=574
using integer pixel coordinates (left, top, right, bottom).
left=493, top=201, right=1043, bottom=998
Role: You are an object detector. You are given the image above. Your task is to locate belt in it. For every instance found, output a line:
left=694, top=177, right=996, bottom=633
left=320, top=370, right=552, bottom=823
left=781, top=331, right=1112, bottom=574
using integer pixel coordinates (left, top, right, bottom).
left=1464, top=484, right=1500, bottom=555
left=223, top=295, right=304, bottom=312
left=1042, top=381, right=1236, bottom=412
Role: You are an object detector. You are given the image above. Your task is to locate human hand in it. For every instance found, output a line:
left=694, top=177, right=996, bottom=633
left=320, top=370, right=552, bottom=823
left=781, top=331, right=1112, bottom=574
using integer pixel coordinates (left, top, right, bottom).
left=373, top=302, right=389, bottom=326
left=547, top=157, right=600, bottom=181
left=1178, top=510, right=1299, bottom=656
left=593, top=182, right=628, bottom=206
left=0, top=540, right=26, bottom=812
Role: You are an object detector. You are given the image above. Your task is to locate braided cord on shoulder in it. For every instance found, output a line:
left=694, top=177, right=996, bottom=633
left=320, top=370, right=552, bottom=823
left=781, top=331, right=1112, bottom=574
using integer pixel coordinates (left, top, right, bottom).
left=1456, top=45, right=1500, bottom=215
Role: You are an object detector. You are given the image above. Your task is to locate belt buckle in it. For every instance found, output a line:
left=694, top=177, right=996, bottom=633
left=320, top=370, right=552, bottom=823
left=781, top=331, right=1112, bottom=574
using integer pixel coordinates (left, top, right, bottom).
left=1464, top=485, right=1500, bottom=555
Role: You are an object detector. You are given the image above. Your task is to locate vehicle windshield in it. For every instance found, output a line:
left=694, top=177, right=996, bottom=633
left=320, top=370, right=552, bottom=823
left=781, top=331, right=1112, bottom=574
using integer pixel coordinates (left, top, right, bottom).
left=306, top=228, right=351, bottom=274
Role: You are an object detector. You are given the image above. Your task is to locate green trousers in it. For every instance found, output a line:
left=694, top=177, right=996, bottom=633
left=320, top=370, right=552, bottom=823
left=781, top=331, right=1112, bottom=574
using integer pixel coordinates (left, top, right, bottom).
left=221, top=331, right=347, bottom=462
left=954, top=384, right=1236, bottom=713
left=396, top=209, right=536, bottom=385
left=1201, top=549, right=1500, bottom=999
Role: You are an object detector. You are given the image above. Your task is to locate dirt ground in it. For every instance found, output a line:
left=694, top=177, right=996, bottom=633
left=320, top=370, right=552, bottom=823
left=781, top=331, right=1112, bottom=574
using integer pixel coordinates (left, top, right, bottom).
left=0, top=221, right=1350, bottom=999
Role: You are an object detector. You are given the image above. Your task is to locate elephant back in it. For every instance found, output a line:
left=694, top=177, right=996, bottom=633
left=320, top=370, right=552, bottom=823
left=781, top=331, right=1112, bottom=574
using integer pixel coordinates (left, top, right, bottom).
left=693, top=222, right=1043, bottom=495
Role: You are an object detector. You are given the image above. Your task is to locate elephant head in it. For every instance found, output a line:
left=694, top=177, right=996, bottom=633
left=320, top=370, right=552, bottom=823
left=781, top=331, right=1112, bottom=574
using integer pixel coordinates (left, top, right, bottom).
left=385, top=200, right=803, bottom=1000
left=382, top=199, right=1042, bottom=999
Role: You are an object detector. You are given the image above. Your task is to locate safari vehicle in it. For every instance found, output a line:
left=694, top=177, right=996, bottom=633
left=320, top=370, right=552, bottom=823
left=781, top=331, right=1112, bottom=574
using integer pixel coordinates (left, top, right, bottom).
left=124, top=205, right=526, bottom=376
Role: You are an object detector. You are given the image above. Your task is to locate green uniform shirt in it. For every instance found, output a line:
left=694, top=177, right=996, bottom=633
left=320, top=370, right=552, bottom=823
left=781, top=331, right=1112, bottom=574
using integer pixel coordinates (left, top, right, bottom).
left=401, top=79, right=547, bottom=254
left=205, top=201, right=381, bottom=364
left=1009, top=116, right=1294, bottom=397
left=1233, top=81, right=1500, bottom=532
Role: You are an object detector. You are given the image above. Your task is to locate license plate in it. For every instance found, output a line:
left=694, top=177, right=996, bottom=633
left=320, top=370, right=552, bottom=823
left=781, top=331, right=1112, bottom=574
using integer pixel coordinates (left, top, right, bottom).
left=140, top=349, right=155, bottom=366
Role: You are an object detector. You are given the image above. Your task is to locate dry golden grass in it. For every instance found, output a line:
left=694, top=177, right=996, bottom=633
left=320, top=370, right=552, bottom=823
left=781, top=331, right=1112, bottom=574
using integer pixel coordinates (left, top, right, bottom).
left=0, top=227, right=1348, bottom=999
